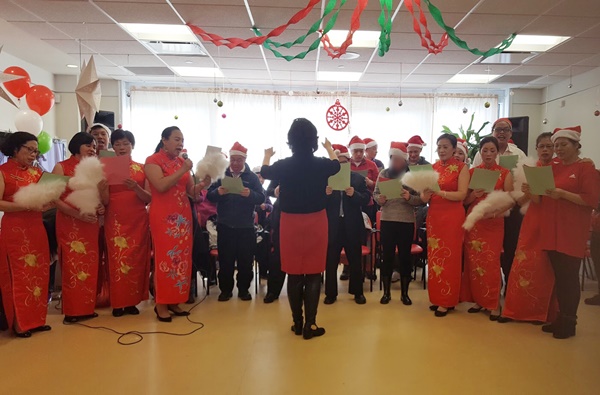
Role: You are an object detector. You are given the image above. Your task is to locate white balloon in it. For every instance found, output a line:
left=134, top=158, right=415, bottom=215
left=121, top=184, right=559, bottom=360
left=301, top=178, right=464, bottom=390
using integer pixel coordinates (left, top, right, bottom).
left=14, top=109, right=43, bottom=135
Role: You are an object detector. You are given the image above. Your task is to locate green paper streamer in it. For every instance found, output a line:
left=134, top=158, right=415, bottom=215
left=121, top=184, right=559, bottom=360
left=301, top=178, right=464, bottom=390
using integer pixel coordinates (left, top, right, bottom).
left=377, top=0, right=394, bottom=57
left=424, top=0, right=516, bottom=57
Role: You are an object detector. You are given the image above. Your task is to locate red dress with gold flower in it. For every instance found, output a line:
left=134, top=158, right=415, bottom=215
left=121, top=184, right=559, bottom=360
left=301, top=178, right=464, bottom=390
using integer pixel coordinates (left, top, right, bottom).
left=427, top=158, right=466, bottom=308
left=0, top=160, right=51, bottom=331
left=55, top=156, right=100, bottom=316
left=461, top=163, right=509, bottom=310
left=503, top=162, right=556, bottom=321
left=145, top=150, right=192, bottom=304
left=105, top=161, right=150, bottom=309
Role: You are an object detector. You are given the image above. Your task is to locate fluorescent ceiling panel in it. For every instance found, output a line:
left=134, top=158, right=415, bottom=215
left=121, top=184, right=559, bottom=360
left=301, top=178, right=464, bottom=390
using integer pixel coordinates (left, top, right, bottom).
left=172, top=67, right=223, bottom=77
left=317, top=71, right=362, bottom=82
left=121, top=23, right=198, bottom=43
left=508, top=35, right=570, bottom=52
left=322, top=30, right=380, bottom=48
left=447, top=74, right=501, bottom=84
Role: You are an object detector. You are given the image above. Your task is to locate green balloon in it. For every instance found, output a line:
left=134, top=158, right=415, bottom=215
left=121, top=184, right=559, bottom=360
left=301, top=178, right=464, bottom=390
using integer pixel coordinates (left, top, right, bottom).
left=37, top=131, right=52, bottom=155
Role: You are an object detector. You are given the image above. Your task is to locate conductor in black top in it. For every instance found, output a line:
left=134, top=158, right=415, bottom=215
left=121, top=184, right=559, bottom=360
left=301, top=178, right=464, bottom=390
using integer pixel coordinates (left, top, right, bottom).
left=324, top=144, right=371, bottom=305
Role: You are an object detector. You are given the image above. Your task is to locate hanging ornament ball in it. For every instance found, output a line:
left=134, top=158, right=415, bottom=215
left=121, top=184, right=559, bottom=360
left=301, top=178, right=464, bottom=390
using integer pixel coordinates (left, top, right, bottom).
left=398, top=99, right=403, bottom=107
left=174, top=115, right=179, bottom=120
left=542, top=118, right=548, bottom=124
left=594, top=110, right=600, bottom=117
left=484, top=101, right=491, bottom=108
left=462, top=107, right=468, bottom=114
left=213, top=98, right=218, bottom=103
left=117, top=124, right=123, bottom=129
left=288, top=90, right=294, bottom=96
left=386, top=107, right=390, bottom=112
left=217, top=100, right=223, bottom=107
left=222, top=113, right=227, bottom=119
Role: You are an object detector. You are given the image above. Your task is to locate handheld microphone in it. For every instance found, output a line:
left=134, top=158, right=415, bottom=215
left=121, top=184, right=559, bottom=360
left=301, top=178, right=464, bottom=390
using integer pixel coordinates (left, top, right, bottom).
left=182, top=152, right=189, bottom=160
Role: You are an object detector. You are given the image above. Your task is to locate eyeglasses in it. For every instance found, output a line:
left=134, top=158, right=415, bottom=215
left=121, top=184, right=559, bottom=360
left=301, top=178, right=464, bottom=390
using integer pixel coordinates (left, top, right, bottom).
left=537, top=144, right=554, bottom=150
left=493, top=128, right=512, bottom=133
left=230, top=157, right=245, bottom=163
left=21, top=145, right=40, bottom=155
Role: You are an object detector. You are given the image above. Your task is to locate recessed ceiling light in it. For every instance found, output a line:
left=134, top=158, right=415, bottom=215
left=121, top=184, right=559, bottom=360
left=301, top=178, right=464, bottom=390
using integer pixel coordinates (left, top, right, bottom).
left=447, top=74, right=501, bottom=84
left=121, top=23, right=198, bottom=43
left=507, top=35, right=570, bottom=52
left=66, top=64, right=78, bottom=68
left=172, top=66, right=223, bottom=78
left=185, top=60, right=193, bottom=64
left=322, top=30, right=380, bottom=48
left=317, top=71, right=362, bottom=82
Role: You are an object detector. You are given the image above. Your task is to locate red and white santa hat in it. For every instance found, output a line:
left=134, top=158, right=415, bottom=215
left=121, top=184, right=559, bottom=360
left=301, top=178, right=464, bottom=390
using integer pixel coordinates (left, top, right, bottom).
left=229, top=141, right=248, bottom=157
left=389, top=142, right=408, bottom=160
left=363, top=138, right=378, bottom=149
left=348, top=136, right=366, bottom=151
left=332, top=144, right=351, bottom=159
left=407, top=135, right=427, bottom=149
left=456, top=138, right=468, bottom=156
left=551, top=126, right=581, bottom=142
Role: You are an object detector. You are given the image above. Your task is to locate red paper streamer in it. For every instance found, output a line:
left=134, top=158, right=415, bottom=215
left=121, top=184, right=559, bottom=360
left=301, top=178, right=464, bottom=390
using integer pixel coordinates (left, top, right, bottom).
left=405, top=0, right=449, bottom=54
left=320, top=0, right=369, bottom=59
left=187, top=0, right=321, bottom=49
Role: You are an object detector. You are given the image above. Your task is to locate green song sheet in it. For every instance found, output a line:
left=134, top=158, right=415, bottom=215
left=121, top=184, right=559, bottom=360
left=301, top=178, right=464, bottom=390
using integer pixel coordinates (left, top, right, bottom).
left=378, top=179, right=404, bottom=200
left=499, top=155, right=519, bottom=170
left=221, top=176, right=244, bottom=195
left=469, top=168, right=501, bottom=192
left=408, top=164, right=440, bottom=191
left=38, top=172, right=69, bottom=184
left=328, top=162, right=351, bottom=191
left=99, top=150, right=116, bottom=158
left=352, top=169, right=368, bottom=178
left=523, top=165, right=555, bottom=195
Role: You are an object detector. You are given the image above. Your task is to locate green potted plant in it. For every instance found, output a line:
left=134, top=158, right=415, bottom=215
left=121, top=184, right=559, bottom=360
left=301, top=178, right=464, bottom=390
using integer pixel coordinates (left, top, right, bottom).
left=441, top=113, right=490, bottom=161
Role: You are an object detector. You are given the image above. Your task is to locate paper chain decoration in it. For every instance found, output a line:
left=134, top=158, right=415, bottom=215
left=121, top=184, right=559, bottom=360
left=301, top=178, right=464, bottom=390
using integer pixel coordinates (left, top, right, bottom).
left=187, top=0, right=516, bottom=61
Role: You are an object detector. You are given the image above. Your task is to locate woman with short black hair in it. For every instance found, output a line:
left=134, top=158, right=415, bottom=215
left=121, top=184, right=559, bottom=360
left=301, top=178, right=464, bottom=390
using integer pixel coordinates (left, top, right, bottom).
left=261, top=118, right=340, bottom=339
left=0, top=132, right=53, bottom=337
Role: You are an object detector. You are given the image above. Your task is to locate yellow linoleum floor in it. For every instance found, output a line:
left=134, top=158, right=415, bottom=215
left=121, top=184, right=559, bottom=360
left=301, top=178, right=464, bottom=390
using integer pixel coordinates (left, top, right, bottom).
left=2, top=274, right=600, bottom=395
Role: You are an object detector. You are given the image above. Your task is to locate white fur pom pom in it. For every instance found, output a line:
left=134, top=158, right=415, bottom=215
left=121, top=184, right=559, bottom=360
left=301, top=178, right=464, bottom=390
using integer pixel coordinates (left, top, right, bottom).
left=13, top=180, right=67, bottom=210
left=196, top=152, right=229, bottom=182
left=68, top=156, right=104, bottom=191
left=65, top=188, right=101, bottom=215
left=401, top=170, right=439, bottom=192
left=463, top=191, right=515, bottom=231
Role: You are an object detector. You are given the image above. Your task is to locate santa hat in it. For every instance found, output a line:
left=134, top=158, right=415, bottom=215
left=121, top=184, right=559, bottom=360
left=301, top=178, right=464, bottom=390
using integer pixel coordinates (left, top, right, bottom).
left=508, top=139, right=515, bottom=144
left=457, top=138, right=468, bottom=156
left=229, top=142, right=247, bottom=157
left=552, top=126, right=581, bottom=142
left=348, top=136, right=366, bottom=151
left=389, top=142, right=408, bottom=160
left=493, top=118, right=512, bottom=129
left=332, top=144, right=351, bottom=159
left=407, top=135, right=427, bottom=149
left=364, top=138, right=378, bottom=149
left=88, top=123, right=111, bottom=136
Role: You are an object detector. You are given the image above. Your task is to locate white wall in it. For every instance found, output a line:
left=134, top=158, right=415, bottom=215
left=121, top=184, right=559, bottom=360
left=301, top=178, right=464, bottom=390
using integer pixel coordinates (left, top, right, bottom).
left=508, top=88, right=544, bottom=156
left=0, top=51, right=56, bottom=136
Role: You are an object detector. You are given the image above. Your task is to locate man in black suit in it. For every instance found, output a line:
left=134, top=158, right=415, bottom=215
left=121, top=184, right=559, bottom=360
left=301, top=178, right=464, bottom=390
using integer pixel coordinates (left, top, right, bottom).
left=324, top=144, right=372, bottom=305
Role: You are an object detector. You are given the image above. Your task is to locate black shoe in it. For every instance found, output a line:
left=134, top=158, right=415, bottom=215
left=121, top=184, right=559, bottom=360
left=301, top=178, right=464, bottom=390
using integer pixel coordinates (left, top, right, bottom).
left=30, top=325, right=52, bottom=333
left=63, top=312, right=98, bottom=324
left=339, top=272, right=349, bottom=281
left=468, top=305, right=484, bottom=313
left=168, top=305, right=190, bottom=316
left=124, top=306, right=140, bottom=315
left=291, top=321, right=303, bottom=336
left=154, top=307, right=172, bottom=323
left=542, top=322, right=557, bottom=333
left=584, top=294, right=600, bottom=306
left=239, top=292, right=252, bottom=301
left=354, top=294, right=367, bottom=305
left=489, top=314, right=501, bottom=321
left=323, top=296, right=336, bottom=305
left=429, top=305, right=439, bottom=311
left=434, top=309, right=448, bottom=317
left=380, top=276, right=391, bottom=305
left=380, top=294, right=391, bottom=304
left=264, top=293, right=278, bottom=304
left=401, top=294, right=412, bottom=306
left=400, top=276, right=412, bottom=305
left=112, top=308, right=125, bottom=317
left=218, top=292, right=233, bottom=302
left=552, top=316, right=577, bottom=339
left=15, top=330, right=32, bottom=338
left=497, top=316, right=513, bottom=324
left=303, top=324, right=326, bottom=340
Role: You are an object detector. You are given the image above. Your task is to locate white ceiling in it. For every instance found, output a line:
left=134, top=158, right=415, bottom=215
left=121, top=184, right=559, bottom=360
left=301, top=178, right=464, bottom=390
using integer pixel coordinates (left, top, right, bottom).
left=1, top=0, right=600, bottom=92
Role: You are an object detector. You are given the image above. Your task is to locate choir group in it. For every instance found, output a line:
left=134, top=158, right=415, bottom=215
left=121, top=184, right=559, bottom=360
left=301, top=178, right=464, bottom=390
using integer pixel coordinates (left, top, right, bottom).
left=0, top=116, right=598, bottom=341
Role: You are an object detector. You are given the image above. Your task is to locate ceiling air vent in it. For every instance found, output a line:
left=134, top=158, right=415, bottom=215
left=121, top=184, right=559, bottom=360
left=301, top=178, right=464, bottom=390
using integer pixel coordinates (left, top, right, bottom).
left=123, top=66, right=174, bottom=76
left=491, top=75, right=542, bottom=84
left=144, top=41, right=208, bottom=57
left=480, top=52, right=538, bottom=65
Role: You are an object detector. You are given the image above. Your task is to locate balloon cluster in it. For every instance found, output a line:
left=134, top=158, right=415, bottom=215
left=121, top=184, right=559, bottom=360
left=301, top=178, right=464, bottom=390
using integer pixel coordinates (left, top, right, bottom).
left=2, top=66, right=55, bottom=154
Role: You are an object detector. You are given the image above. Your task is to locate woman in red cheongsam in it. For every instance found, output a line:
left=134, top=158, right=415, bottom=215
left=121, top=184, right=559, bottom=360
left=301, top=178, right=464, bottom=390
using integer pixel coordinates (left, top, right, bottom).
left=53, top=132, right=104, bottom=323
left=104, top=129, right=152, bottom=317
left=462, top=136, right=514, bottom=320
left=0, top=132, right=53, bottom=337
left=145, top=127, right=204, bottom=322
left=420, top=134, right=470, bottom=317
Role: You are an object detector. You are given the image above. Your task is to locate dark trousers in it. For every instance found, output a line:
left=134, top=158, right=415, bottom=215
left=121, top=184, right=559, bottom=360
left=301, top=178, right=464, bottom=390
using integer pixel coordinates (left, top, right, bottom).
left=325, top=218, right=363, bottom=298
left=255, top=231, right=271, bottom=278
left=288, top=274, right=321, bottom=326
left=501, top=208, right=523, bottom=286
left=217, top=225, right=255, bottom=295
left=591, top=231, right=600, bottom=293
left=380, top=221, right=414, bottom=278
left=267, top=225, right=285, bottom=297
left=547, top=250, right=582, bottom=318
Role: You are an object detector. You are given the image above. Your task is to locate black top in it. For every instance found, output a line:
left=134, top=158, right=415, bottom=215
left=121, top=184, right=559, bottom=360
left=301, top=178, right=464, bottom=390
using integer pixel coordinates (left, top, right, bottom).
left=261, top=155, right=340, bottom=214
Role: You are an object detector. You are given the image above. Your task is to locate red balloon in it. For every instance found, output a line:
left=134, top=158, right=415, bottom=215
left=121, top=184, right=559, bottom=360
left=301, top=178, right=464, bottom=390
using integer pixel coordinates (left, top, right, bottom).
left=3, top=66, right=31, bottom=99
left=25, top=85, right=55, bottom=116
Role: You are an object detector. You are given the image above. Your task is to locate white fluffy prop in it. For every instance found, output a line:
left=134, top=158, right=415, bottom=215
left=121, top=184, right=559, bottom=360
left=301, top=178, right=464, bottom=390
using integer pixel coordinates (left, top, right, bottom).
left=510, top=156, right=537, bottom=215
left=13, top=180, right=67, bottom=210
left=463, top=191, right=515, bottom=231
left=66, top=156, right=104, bottom=214
left=195, top=152, right=229, bottom=182
left=401, top=170, right=440, bottom=193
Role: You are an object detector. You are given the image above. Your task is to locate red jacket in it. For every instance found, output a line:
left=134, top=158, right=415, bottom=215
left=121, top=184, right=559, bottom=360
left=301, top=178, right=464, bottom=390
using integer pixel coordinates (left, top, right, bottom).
left=351, top=158, right=379, bottom=206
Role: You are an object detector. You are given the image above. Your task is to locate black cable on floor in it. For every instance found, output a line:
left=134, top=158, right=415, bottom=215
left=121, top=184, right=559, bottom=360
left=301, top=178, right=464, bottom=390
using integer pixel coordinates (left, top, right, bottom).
left=58, top=294, right=207, bottom=346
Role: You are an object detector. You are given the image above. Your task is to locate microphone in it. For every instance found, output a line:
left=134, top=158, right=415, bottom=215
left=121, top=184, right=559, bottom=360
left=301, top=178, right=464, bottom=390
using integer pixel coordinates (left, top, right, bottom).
left=181, top=152, right=189, bottom=160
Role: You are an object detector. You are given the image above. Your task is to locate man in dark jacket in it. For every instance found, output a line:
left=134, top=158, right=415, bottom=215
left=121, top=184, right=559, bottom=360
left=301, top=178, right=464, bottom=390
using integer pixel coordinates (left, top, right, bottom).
left=324, top=144, right=372, bottom=305
left=207, top=142, right=265, bottom=301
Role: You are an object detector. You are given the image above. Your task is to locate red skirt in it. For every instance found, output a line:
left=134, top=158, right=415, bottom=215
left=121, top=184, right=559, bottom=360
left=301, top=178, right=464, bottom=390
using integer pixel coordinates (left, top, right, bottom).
left=280, top=210, right=328, bottom=275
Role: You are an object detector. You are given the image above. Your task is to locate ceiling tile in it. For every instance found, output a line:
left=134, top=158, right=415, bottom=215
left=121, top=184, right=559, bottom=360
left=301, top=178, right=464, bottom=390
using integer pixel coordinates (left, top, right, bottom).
left=9, top=21, right=71, bottom=40
left=13, top=1, right=113, bottom=23
left=94, top=2, right=182, bottom=24
left=520, top=15, right=600, bottom=36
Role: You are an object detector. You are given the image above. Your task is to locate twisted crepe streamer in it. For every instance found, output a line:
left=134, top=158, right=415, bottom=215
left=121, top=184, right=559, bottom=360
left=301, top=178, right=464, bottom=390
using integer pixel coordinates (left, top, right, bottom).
left=405, top=0, right=449, bottom=54
left=377, top=0, right=394, bottom=56
left=321, top=0, right=368, bottom=59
